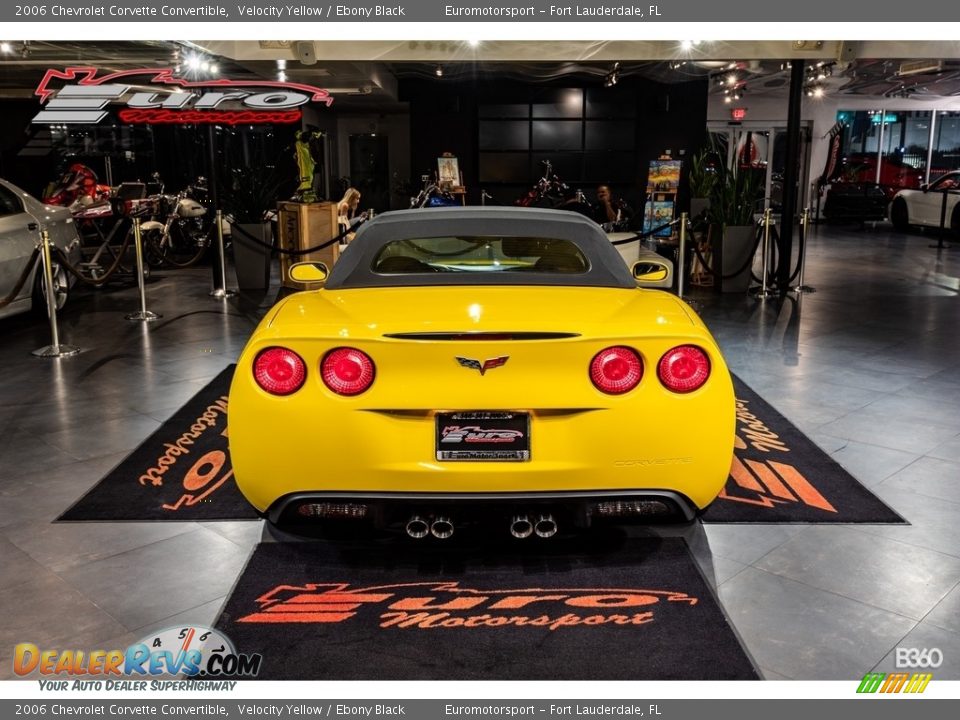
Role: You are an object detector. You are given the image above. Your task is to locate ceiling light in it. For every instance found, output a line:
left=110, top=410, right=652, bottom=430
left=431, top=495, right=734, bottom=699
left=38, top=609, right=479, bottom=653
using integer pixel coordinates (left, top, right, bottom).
left=200, top=61, right=210, bottom=72
left=467, top=40, right=480, bottom=48
left=277, top=58, right=287, bottom=70
left=186, top=55, right=201, bottom=70
left=278, top=71, right=287, bottom=82
left=209, top=63, right=219, bottom=75
left=0, top=42, right=12, bottom=54
left=681, top=40, right=694, bottom=51
left=435, top=65, right=443, bottom=77
left=726, top=73, right=738, bottom=86
left=604, top=62, right=621, bottom=88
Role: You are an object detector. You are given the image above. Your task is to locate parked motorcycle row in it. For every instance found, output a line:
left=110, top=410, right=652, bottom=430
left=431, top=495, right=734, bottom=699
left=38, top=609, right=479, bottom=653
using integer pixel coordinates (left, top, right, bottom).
left=43, top=165, right=217, bottom=277
left=409, top=160, right=633, bottom=232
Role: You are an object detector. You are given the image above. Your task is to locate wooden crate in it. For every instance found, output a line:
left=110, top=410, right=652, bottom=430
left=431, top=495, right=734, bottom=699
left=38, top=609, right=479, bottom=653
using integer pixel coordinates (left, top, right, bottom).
left=277, top=201, right=340, bottom=291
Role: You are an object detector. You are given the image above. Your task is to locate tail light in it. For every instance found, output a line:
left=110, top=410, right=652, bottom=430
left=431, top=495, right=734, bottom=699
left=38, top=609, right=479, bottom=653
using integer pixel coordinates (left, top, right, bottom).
left=658, top=345, right=711, bottom=393
left=321, top=347, right=376, bottom=396
left=589, top=346, right=643, bottom=394
left=253, top=347, right=307, bottom=396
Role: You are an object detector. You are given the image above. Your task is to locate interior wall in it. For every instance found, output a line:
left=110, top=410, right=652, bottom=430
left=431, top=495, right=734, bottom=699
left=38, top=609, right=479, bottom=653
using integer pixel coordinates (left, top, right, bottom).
left=334, top=113, right=411, bottom=210
left=401, top=76, right=709, bottom=213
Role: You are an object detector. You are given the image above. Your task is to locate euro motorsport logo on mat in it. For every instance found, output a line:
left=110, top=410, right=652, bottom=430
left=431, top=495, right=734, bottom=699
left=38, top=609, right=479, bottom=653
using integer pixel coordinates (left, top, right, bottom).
left=236, top=581, right=699, bottom=630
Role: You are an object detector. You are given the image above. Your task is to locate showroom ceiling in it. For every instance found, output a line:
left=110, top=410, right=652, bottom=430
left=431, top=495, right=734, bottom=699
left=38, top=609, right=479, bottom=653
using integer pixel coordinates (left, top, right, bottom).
left=2, top=40, right=960, bottom=106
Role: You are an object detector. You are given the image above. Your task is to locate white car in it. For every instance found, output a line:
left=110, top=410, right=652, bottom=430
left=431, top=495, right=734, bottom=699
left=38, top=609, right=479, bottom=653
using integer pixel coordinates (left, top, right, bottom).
left=0, top=178, right=83, bottom=320
left=889, top=171, right=960, bottom=234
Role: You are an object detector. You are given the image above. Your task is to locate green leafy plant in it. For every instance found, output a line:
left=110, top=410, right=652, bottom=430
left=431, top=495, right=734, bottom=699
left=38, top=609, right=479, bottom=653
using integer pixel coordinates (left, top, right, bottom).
left=688, top=148, right=720, bottom=199
left=708, top=165, right=762, bottom=227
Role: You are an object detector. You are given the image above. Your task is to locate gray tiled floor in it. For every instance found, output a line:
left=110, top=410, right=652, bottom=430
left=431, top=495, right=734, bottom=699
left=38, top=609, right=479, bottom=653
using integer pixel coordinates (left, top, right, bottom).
left=1, top=223, right=959, bottom=681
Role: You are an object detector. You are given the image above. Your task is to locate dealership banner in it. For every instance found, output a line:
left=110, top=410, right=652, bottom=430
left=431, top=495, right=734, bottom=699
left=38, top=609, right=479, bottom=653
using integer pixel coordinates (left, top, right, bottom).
left=3, top=0, right=960, bottom=22
left=0, top=700, right=958, bottom=717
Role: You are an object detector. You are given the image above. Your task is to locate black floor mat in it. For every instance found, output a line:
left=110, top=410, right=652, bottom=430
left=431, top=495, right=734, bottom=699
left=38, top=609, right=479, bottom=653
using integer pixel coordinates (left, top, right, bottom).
left=214, top=533, right=759, bottom=680
left=700, top=377, right=906, bottom=523
left=58, top=365, right=258, bottom=522
left=58, top=368, right=905, bottom=525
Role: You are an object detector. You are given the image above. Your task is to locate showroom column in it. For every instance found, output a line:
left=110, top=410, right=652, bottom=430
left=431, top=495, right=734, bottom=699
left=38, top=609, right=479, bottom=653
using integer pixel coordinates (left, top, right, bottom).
left=207, top=124, right=224, bottom=294
left=777, top=61, right=805, bottom=289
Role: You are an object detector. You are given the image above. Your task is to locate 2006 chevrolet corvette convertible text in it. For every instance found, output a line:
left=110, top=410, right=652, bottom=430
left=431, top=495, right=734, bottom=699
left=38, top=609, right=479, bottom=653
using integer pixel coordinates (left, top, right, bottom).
left=229, top=208, right=735, bottom=538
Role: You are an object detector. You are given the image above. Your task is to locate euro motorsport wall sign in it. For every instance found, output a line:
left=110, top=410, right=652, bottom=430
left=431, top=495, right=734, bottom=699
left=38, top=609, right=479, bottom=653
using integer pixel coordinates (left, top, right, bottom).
left=31, top=67, right=334, bottom=125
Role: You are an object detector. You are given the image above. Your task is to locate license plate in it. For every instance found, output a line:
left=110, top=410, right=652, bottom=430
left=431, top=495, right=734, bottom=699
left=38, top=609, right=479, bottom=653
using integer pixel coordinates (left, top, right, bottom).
left=436, top=411, right=530, bottom=461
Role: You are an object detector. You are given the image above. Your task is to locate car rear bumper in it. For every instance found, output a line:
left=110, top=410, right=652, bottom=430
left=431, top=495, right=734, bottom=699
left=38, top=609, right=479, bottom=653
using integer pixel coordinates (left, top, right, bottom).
left=266, top=488, right=699, bottom=529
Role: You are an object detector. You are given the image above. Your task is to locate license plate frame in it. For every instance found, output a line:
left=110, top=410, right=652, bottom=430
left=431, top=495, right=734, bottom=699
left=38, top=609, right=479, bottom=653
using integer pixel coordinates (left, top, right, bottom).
left=435, top=411, right=530, bottom=462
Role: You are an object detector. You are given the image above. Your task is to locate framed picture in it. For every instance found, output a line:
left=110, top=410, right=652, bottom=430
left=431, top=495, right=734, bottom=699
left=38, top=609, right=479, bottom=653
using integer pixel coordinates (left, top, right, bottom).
left=437, top=155, right=460, bottom=189
left=646, top=160, right=682, bottom=193
left=643, top=200, right=675, bottom=237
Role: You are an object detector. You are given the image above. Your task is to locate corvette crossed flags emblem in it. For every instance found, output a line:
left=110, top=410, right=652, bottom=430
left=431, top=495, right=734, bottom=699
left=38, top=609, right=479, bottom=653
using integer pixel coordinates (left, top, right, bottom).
left=455, top=356, right=509, bottom=375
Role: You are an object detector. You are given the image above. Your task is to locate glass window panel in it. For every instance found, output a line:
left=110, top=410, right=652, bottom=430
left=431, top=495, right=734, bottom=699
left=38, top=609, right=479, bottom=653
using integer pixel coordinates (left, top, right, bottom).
left=532, top=89, right=584, bottom=118
left=479, top=121, right=529, bottom=151
left=532, top=121, right=582, bottom=151
left=585, top=121, right=635, bottom=150
left=932, top=111, right=960, bottom=179
left=479, top=104, right=530, bottom=119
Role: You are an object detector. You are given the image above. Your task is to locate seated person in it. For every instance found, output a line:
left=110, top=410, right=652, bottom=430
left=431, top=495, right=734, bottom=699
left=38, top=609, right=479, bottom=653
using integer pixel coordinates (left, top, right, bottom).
left=591, top=185, right=633, bottom=226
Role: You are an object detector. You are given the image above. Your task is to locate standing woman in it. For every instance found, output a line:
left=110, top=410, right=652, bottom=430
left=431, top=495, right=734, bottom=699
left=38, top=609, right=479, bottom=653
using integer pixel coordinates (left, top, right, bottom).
left=337, top=187, right=362, bottom=242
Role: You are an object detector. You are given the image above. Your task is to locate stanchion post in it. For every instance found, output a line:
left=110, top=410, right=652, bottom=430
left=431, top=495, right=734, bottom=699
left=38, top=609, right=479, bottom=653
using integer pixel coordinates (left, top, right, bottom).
left=125, top=217, right=162, bottom=322
left=790, top=207, right=816, bottom=294
left=930, top=190, right=952, bottom=250
left=210, top=210, right=236, bottom=299
left=32, top=229, right=81, bottom=358
left=677, top=212, right=688, bottom=300
left=752, top=208, right=777, bottom=299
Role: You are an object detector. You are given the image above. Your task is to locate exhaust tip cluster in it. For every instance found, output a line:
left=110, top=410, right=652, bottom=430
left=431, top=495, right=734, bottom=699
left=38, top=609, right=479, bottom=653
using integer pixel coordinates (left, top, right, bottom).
left=404, top=513, right=559, bottom=540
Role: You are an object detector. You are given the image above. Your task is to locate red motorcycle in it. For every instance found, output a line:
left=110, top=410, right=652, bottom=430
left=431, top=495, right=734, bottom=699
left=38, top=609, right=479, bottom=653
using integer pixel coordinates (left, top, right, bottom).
left=516, top=160, right=593, bottom=217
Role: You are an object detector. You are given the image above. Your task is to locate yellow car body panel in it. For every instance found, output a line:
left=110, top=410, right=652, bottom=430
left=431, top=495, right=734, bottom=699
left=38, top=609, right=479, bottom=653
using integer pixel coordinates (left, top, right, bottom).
left=229, top=285, right=735, bottom=518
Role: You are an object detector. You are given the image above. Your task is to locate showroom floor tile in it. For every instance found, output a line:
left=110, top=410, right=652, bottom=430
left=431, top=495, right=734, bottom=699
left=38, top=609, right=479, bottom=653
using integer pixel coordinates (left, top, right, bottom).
left=0, top=222, right=959, bottom=680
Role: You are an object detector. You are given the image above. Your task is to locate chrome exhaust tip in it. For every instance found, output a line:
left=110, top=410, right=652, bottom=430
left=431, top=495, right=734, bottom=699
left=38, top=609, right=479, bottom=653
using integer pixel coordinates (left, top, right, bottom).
left=510, top=515, right=534, bottom=539
left=430, top=517, right=454, bottom=539
left=405, top=515, right=430, bottom=539
left=534, top=514, right=558, bottom=538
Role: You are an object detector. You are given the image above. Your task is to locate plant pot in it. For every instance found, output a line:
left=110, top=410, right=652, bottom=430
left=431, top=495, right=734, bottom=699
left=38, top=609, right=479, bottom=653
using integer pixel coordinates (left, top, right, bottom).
left=690, top=197, right=711, bottom=222
left=721, top=224, right=756, bottom=293
left=232, top=222, right=272, bottom=292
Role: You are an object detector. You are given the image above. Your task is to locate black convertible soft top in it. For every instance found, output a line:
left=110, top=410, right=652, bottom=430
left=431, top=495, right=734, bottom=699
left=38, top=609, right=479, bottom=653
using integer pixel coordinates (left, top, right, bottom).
left=323, top=207, right=637, bottom=290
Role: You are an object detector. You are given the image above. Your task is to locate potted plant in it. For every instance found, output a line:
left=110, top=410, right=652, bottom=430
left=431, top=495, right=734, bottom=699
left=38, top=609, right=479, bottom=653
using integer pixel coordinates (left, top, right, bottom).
left=707, top=165, right=762, bottom=293
left=219, top=164, right=284, bottom=292
left=688, top=147, right=720, bottom=221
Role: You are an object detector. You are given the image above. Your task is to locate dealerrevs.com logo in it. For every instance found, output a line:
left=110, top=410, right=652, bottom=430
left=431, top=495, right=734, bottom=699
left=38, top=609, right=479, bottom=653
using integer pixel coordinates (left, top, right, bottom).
left=236, top=581, right=699, bottom=630
left=13, top=625, right=262, bottom=689
left=32, top=67, right=333, bottom=126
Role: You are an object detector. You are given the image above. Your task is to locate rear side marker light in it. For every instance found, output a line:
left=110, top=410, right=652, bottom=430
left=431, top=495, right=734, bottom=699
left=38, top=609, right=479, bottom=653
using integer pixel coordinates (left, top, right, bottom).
left=658, top=345, right=711, bottom=393
left=321, top=347, right=376, bottom=396
left=589, top=346, right=643, bottom=394
left=253, top=347, right=307, bottom=396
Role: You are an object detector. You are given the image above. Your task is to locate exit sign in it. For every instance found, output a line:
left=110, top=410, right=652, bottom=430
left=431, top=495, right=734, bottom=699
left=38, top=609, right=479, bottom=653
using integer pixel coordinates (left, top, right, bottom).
left=730, top=108, right=747, bottom=121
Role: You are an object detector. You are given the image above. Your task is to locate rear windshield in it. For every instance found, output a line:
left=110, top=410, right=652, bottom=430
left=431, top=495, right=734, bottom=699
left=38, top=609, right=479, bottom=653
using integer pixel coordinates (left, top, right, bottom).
left=372, top=236, right=589, bottom=275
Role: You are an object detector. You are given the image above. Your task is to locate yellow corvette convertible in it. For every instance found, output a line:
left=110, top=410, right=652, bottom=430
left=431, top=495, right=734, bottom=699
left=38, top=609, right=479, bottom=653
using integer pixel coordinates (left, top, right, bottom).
left=229, top=208, right=735, bottom=538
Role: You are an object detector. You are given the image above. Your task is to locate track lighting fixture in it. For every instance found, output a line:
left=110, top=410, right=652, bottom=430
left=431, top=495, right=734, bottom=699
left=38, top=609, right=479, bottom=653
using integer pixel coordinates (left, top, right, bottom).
left=604, top=62, right=621, bottom=88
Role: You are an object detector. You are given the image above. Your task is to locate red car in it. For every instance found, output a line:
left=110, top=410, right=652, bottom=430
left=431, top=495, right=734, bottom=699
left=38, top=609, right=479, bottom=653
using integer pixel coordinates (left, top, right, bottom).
left=839, top=153, right=924, bottom=200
